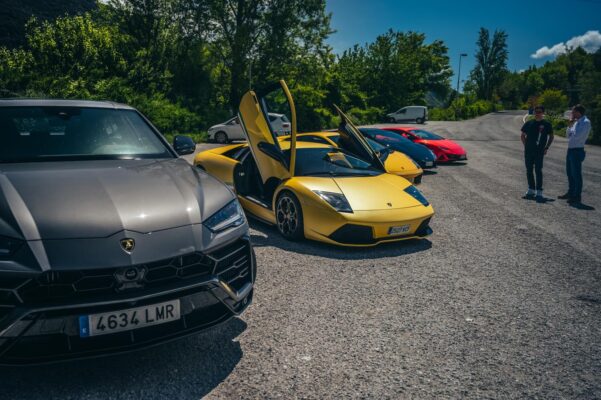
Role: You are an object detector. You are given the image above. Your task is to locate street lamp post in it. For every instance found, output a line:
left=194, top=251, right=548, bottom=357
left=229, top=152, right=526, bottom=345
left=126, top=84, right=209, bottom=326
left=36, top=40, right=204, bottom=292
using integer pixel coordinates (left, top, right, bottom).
left=456, top=53, right=468, bottom=94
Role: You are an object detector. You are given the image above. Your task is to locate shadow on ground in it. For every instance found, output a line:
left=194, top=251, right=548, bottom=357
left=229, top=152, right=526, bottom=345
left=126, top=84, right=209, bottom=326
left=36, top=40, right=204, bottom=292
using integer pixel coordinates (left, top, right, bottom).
left=248, top=219, right=432, bottom=260
left=438, top=161, right=468, bottom=167
left=570, top=202, right=595, bottom=211
left=0, top=318, right=247, bottom=400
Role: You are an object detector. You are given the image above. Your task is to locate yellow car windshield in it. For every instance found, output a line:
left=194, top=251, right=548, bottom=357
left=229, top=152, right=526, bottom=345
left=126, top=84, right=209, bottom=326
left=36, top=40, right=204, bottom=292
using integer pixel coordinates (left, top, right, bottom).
left=288, top=148, right=382, bottom=177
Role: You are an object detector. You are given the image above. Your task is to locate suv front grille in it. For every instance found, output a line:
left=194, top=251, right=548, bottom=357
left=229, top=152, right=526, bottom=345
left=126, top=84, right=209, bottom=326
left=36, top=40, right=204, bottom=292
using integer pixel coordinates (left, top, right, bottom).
left=2, top=239, right=252, bottom=306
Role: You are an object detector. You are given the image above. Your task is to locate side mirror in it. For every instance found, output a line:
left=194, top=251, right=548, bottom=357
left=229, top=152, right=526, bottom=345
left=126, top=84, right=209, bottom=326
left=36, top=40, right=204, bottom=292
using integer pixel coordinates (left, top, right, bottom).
left=173, top=135, right=196, bottom=156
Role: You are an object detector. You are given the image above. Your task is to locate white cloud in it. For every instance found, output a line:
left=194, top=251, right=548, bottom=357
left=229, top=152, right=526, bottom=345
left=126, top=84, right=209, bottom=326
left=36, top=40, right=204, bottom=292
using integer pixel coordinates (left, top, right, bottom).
left=531, top=30, right=601, bottom=59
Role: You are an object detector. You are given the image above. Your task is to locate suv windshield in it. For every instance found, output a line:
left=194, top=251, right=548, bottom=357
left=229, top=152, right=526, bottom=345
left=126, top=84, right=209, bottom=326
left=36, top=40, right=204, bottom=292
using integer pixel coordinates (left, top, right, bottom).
left=0, top=107, right=172, bottom=163
left=409, top=129, right=443, bottom=140
left=289, top=147, right=382, bottom=177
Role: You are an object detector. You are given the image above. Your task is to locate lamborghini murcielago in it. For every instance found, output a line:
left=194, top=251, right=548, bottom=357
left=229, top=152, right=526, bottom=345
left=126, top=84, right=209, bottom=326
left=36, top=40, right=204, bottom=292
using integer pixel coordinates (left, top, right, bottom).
left=195, top=81, right=434, bottom=246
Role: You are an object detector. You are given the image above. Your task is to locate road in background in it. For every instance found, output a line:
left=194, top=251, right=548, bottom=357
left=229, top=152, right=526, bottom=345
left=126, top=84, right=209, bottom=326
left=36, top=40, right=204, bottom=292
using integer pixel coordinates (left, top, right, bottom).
left=2, top=111, right=600, bottom=399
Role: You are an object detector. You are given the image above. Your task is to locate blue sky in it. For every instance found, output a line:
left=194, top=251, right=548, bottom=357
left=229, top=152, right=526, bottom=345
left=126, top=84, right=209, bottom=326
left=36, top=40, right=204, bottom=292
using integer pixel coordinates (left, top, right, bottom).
left=325, top=0, right=601, bottom=90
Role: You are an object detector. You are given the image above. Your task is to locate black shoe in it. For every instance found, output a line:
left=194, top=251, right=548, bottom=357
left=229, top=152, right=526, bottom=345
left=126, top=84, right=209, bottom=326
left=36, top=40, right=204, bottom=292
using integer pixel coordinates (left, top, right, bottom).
left=558, top=193, right=571, bottom=200
left=522, top=193, right=535, bottom=200
left=568, top=197, right=581, bottom=204
left=536, top=195, right=545, bottom=203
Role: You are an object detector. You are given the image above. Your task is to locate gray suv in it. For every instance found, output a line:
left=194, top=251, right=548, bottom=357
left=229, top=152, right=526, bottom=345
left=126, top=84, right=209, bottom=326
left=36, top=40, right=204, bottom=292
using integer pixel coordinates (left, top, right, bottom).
left=0, top=100, right=255, bottom=364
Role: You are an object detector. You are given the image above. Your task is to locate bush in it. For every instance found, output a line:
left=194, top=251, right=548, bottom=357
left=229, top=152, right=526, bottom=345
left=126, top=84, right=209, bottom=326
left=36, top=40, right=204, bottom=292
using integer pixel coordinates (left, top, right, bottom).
left=429, top=98, right=498, bottom=121
left=429, top=107, right=456, bottom=121
left=133, top=95, right=204, bottom=137
left=538, top=89, right=568, bottom=115
left=344, top=106, right=385, bottom=125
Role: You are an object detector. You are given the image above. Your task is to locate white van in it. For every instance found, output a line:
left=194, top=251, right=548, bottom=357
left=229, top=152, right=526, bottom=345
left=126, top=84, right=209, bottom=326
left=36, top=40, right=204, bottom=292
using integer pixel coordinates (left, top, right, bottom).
left=387, top=106, right=428, bottom=124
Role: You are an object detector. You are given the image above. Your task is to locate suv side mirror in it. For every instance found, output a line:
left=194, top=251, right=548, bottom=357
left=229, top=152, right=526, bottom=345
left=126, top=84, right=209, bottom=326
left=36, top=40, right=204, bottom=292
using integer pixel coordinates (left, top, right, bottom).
left=173, top=135, right=196, bottom=155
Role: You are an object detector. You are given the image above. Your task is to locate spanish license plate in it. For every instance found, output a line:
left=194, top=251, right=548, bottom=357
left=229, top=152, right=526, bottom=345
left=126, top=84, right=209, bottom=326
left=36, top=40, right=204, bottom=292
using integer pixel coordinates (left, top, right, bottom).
left=79, top=299, right=181, bottom=338
left=425, top=161, right=433, bottom=167
left=388, top=224, right=411, bottom=235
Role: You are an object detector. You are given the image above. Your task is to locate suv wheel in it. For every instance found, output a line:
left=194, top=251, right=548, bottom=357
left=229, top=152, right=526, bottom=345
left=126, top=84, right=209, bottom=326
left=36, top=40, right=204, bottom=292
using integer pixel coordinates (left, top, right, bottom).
left=215, top=131, right=228, bottom=144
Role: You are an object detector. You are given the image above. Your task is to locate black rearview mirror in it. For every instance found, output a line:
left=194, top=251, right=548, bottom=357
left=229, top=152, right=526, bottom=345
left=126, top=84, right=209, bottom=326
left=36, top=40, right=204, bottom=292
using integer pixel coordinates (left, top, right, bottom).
left=173, top=135, right=196, bottom=156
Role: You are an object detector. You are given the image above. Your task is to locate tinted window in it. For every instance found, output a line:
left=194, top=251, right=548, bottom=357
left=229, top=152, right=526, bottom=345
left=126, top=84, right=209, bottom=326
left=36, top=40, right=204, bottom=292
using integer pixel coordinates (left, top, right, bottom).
left=410, top=129, right=443, bottom=140
left=360, top=128, right=413, bottom=145
left=0, top=107, right=171, bottom=162
left=293, top=135, right=331, bottom=145
left=223, top=146, right=249, bottom=160
left=288, top=148, right=381, bottom=177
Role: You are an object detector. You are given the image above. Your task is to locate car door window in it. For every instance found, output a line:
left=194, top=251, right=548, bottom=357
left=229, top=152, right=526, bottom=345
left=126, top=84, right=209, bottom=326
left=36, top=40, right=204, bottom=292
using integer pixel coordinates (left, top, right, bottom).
left=296, top=135, right=330, bottom=145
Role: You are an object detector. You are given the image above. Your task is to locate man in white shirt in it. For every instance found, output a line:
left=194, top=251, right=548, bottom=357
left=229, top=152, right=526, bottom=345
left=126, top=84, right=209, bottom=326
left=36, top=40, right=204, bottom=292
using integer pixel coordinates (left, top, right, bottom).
left=558, top=105, right=591, bottom=204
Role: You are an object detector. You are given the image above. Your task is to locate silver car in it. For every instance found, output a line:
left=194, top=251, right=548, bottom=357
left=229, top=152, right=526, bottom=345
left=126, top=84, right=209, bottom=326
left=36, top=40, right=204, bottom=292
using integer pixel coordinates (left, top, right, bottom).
left=0, top=100, right=255, bottom=364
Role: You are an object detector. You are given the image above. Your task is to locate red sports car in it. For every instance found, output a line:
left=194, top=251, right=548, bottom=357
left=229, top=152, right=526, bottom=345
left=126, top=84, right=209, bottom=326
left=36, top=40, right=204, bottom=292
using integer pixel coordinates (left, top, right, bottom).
left=381, top=126, right=467, bottom=162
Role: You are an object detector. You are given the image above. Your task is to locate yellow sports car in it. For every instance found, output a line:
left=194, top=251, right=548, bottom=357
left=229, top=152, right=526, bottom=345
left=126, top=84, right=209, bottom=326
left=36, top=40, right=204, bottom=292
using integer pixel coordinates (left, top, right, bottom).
left=194, top=81, right=434, bottom=246
left=279, top=132, right=424, bottom=183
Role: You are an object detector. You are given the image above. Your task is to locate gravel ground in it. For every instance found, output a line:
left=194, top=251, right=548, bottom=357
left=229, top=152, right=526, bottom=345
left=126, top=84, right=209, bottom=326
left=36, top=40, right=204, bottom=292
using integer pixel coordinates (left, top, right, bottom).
left=2, top=111, right=600, bottom=399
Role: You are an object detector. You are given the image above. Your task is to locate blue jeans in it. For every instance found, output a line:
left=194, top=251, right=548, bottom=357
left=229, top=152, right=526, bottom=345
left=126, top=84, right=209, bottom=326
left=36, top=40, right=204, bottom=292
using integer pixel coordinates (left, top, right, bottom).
left=567, top=148, right=586, bottom=198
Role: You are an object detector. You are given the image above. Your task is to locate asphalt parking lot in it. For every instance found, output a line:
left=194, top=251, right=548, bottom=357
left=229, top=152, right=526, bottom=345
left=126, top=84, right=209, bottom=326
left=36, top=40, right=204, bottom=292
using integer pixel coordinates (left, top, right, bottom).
left=2, top=110, right=600, bottom=399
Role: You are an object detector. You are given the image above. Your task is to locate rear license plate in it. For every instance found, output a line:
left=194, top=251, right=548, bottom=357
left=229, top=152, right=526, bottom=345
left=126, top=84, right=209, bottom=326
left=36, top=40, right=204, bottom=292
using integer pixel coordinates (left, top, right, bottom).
left=388, top=224, right=411, bottom=235
left=425, top=161, right=433, bottom=167
left=79, top=299, right=181, bottom=338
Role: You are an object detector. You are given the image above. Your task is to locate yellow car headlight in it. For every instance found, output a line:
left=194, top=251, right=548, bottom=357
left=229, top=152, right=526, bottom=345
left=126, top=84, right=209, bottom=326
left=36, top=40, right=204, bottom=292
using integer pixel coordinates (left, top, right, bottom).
left=313, top=191, right=353, bottom=213
left=404, top=186, right=429, bottom=206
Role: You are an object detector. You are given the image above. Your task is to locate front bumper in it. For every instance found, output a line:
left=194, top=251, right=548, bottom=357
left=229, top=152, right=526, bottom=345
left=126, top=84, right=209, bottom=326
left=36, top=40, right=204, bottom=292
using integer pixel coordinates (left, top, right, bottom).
left=437, top=153, right=467, bottom=162
left=303, top=204, right=435, bottom=247
left=418, top=160, right=437, bottom=169
left=0, top=237, right=255, bottom=365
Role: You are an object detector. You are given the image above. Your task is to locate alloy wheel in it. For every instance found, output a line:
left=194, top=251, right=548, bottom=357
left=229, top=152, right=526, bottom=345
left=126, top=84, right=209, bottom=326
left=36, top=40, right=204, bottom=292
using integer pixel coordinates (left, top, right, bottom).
left=276, top=195, right=298, bottom=237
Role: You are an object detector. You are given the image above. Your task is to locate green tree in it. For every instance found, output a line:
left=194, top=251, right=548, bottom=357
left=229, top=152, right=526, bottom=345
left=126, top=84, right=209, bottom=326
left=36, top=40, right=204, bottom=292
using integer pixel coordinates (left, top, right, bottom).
left=335, top=30, right=452, bottom=119
left=468, top=28, right=509, bottom=101
left=23, top=14, right=128, bottom=98
left=538, top=88, right=568, bottom=114
left=0, top=0, right=96, bottom=48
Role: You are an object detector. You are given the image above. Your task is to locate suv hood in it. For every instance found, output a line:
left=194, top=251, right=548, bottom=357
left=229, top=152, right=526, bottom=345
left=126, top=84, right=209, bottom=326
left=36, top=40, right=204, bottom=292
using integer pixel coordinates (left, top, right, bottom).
left=0, top=159, right=234, bottom=240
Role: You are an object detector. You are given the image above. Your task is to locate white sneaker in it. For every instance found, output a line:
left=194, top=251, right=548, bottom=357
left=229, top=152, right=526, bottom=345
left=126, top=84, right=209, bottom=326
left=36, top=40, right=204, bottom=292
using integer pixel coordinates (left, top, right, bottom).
left=523, top=189, right=535, bottom=199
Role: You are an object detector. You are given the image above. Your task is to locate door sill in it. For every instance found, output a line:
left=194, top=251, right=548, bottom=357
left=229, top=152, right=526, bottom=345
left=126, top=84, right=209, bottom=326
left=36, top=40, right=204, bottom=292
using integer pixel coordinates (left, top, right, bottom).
left=243, top=195, right=271, bottom=210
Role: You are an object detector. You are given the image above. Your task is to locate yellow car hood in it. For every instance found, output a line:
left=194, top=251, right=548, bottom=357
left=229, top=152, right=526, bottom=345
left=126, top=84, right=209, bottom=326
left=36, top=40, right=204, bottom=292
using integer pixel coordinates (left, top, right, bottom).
left=298, top=174, right=424, bottom=211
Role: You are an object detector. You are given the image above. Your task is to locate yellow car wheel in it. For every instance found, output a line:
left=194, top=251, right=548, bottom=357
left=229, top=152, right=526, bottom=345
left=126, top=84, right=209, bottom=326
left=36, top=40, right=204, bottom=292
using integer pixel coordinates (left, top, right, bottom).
left=275, top=191, right=304, bottom=241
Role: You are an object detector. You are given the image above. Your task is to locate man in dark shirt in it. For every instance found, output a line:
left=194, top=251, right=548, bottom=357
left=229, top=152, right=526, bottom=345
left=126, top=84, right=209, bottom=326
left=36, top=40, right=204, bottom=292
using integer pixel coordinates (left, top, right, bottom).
left=520, top=105, right=554, bottom=202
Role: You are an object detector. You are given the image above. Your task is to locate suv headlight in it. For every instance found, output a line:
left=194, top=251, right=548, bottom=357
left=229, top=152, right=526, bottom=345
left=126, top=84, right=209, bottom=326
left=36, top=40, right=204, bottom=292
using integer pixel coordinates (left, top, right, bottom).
left=203, top=200, right=246, bottom=233
left=0, top=236, right=23, bottom=258
left=404, top=186, right=429, bottom=206
left=313, top=191, right=353, bottom=213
